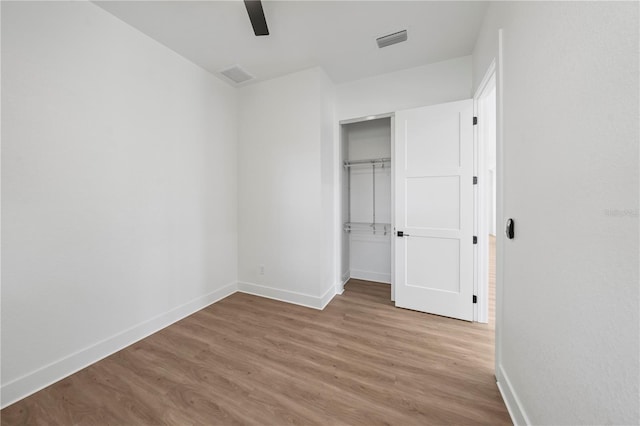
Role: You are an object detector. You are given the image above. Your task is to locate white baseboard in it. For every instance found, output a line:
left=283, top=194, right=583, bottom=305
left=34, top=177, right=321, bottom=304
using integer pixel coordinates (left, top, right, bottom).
left=336, top=272, right=350, bottom=295
left=0, top=281, right=238, bottom=409
left=350, top=269, right=391, bottom=284
left=237, top=281, right=336, bottom=310
left=496, top=364, right=530, bottom=426
left=319, top=284, right=337, bottom=309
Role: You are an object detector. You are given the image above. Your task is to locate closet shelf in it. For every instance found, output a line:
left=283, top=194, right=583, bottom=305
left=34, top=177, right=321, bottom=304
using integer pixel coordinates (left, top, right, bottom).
left=344, top=222, right=391, bottom=235
left=343, top=157, right=391, bottom=168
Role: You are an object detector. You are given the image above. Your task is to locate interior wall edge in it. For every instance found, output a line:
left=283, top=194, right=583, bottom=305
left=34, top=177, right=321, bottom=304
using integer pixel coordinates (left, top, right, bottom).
left=496, top=363, right=530, bottom=426
left=337, top=272, right=350, bottom=295
left=0, top=281, right=239, bottom=410
left=318, top=284, right=338, bottom=310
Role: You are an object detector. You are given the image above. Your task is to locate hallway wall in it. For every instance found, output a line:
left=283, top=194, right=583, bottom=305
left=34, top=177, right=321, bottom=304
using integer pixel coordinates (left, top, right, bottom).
left=473, top=2, right=639, bottom=424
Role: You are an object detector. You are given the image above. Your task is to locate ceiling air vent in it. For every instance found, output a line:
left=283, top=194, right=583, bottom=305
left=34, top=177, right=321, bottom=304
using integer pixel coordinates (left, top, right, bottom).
left=219, top=65, right=254, bottom=84
left=376, top=30, right=408, bottom=48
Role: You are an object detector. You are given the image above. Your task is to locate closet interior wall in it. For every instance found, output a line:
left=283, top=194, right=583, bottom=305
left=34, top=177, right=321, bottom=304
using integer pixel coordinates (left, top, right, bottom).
left=341, top=118, right=392, bottom=284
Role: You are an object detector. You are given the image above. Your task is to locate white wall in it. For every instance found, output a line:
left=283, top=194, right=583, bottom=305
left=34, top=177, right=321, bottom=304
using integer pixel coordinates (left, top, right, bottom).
left=320, top=71, right=337, bottom=297
left=336, top=56, right=472, bottom=121
left=473, top=2, right=639, bottom=424
left=347, top=120, right=392, bottom=161
left=1, top=1, right=238, bottom=407
left=237, top=67, right=336, bottom=308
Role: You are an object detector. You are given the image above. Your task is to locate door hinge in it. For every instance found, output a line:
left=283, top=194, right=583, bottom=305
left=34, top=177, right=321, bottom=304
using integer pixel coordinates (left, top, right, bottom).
left=473, top=236, right=477, bottom=244
left=473, top=116, right=478, bottom=126
left=473, top=176, right=478, bottom=185
left=473, top=295, right=478, bottom=304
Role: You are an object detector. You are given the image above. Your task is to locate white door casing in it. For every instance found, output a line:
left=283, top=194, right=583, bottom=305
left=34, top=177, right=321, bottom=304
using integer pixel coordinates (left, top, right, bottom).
left=394, top=99, right=474, bottom=321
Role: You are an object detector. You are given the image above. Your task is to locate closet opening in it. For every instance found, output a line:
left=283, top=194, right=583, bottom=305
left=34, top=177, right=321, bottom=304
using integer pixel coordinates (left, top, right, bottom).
left=339, top=115, right=394, bottom=300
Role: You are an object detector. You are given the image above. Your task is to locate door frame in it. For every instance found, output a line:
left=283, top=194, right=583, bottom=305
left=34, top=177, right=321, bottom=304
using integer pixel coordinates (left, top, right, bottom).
left=495, top=27, right=505, bottom=379
left=473, top=59, right=496, bottom=324
left=471, top=30, right=505, bottom=377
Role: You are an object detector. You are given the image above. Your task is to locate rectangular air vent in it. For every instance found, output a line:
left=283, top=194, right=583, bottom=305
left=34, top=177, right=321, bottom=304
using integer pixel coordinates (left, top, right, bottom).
left=376, top=30, right=408, bottom=48
left=219, top=65, right=254, bottom=84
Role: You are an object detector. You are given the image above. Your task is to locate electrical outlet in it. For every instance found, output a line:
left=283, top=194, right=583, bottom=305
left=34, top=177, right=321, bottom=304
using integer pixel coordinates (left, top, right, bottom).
left=259, top=265, right=264, bottom=275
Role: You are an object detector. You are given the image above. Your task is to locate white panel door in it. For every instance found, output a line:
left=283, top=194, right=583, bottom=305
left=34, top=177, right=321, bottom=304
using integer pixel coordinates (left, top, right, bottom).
left=395, top=99, right=474, bottom=321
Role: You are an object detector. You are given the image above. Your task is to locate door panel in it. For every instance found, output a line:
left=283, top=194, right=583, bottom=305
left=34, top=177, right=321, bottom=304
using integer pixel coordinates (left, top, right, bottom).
left=395, top=99, right=474, bottom=321
left=406, top=237, right=460, bottom=292
left=406, top=176, right=460, bottom=229
left=406, top=110, right=461, bottom=170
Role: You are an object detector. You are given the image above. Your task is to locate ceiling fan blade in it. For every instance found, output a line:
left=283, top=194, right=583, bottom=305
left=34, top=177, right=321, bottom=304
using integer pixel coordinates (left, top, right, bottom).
left=244, top=0, right=269, bottom=36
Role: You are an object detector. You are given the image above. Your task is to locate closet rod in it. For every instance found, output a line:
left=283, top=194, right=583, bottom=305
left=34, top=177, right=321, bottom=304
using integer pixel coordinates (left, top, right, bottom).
left=343, top=157, right=391, bottom=167
left=344, top=222, right=391, bottom=236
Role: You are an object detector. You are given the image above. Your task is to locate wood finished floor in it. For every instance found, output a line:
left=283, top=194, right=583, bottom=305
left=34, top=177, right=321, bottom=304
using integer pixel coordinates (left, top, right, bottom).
left=2, top=254, right=507, bottom=425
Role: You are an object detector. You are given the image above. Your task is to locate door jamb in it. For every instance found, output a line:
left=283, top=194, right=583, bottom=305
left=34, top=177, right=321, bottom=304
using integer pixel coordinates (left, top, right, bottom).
left=495, top=28, right=505, bottom=377
left=473, top=59, right=496, bottom=324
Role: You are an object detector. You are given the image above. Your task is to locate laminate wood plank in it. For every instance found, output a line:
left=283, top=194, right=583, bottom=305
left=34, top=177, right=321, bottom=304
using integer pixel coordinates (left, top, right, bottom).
left=160, top=311, right=422, bottom=424
left=2, top=266, right=509, bottom=425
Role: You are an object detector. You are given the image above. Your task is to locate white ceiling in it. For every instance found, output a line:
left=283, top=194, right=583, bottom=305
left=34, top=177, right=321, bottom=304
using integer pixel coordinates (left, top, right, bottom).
left=94, top=1, right=488, bottom=86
